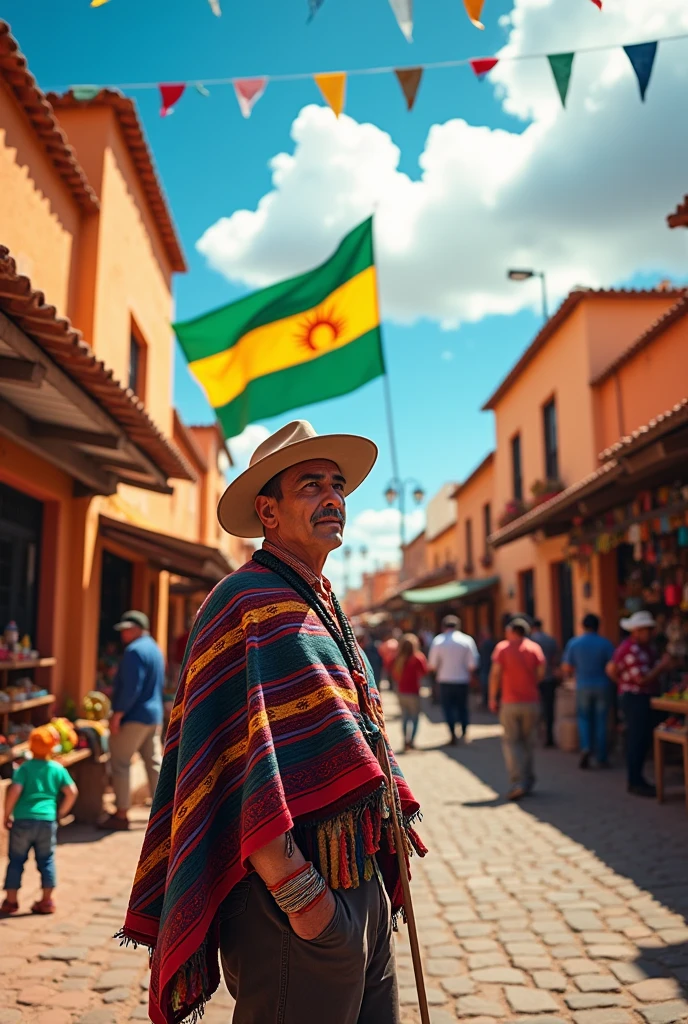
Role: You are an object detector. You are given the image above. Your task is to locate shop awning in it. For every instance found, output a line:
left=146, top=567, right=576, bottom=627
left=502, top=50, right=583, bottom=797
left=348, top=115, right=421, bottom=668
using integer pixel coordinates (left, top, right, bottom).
left=402, top=576, right=499, bottom=605
left=0, top=246, right=195, bottom=496
left=99, top=515, right=234, bottom=585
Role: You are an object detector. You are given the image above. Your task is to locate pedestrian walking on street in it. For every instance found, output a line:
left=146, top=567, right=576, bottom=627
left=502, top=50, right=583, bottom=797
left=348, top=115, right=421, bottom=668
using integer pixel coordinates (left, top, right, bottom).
left=489, top=618, right=546, bottom=800
left=428, top=615, right=479, bottom=745
left=530, top=619, right=561, bottom=748
left=392, top=633, right=427, bottom=751
left=606, top=610, right=671, bottom=797
left=100, top=610, right=164, bottom=831
left=561, top=613, right=615, bottom=769
left=119, top=421, right=425, bottom=1024
left=477, top=627, right=497, bottom=708
left=2, top=726, right=78, bottom=916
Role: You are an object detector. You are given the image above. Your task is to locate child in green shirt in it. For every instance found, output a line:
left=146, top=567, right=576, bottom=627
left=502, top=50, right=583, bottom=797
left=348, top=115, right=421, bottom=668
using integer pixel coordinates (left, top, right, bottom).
left=2, top=726, right=78, bottom=915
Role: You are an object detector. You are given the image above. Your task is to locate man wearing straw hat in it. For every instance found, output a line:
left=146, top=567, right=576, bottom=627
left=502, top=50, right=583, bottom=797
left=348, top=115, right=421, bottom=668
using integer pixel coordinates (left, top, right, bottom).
left=120, top=421, right=427, bottom=1024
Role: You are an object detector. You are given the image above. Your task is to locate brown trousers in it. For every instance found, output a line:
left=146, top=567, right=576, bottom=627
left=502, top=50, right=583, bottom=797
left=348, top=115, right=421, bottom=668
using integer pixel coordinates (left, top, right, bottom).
left=219, top=869, right=400, bottom=1024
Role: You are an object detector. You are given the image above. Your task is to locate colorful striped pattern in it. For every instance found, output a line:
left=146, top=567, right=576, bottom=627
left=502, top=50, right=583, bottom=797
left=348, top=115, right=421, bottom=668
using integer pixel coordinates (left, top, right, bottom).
left=121, top=559, right=421, bottom=1024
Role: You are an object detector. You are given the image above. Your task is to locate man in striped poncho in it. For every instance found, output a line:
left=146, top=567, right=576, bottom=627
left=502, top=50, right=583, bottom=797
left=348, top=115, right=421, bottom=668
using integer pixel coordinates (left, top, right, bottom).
left=121, top=420, right=425, bottom=1024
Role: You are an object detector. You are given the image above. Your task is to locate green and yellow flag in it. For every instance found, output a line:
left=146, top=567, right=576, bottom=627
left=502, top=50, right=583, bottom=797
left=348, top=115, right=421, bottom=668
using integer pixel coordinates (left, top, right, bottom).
left=175, top=218, right=385, bottom=438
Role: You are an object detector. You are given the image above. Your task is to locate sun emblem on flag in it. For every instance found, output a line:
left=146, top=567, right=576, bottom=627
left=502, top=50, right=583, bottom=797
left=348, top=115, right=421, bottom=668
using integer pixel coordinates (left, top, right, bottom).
left=296, top=305, right=346, bottom=353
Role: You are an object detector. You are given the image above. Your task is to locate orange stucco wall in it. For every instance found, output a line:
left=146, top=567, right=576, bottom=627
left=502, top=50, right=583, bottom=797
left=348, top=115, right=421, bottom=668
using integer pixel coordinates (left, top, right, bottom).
left=56, top=105, right=175, bottom=436
left=426, top=523, right=458, bottom=572
left=594, top=314, right=688, bottom=452
left=0, top=80, right=80, bottom=315
left=455, top=459, right=494, bottom=578
left=582, top=294, right=678, bottom=383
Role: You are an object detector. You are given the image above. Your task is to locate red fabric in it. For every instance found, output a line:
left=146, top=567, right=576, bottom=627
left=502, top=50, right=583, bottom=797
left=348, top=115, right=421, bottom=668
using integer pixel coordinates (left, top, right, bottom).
left=612, top=637, right=657, bottom=695
left=379, top=638, right=399, bottom=671
left=159, top=83, right=185, bottom=117
left=470, top=58, right=499, bottom=77
left=397, top=652, right=428, bottom=695
left=493, top=638, right=544, bottom=704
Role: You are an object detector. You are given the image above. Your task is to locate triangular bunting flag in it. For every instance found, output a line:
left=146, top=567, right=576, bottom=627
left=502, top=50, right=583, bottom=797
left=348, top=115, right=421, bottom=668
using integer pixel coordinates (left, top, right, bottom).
left=395, top=68, right=423, bottom=110
left=547, top=52, right=574, bottom=107
left=590, top=0, right=602, bottom=8
left=195, top=83, right=210, bottom=97
left=159, top=84, right=186, bottom=117
left=308, top=0, right=326, bottom=21
left=207, top=0, right=221, bottom=14
left=623, top=41, right=657, bottom=102
left=470, top=57, right=499, bottom=78
left=463, top=0, right=485, bottom=29
left=234, top=78, right=268, bottom=118
left=90, top=0, right=111, bottom=7
left=70, top=85, right=102, bottom=101
left=314, top=72, right=346, bottom=117
left=389, top=0, right=413, bottom=42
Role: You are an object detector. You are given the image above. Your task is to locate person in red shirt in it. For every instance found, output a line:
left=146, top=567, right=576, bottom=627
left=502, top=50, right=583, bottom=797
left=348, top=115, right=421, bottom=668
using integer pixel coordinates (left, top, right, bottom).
left=489, top=618, right=546, bottom=800
left=392, top=634, right=428, bottom=751
left=606, top=610, right=671, bottom=797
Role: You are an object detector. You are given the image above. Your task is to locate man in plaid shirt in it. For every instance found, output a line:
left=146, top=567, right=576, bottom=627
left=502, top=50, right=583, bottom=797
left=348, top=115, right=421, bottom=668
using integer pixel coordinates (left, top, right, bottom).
left=607, top=611, right=671, bottom=797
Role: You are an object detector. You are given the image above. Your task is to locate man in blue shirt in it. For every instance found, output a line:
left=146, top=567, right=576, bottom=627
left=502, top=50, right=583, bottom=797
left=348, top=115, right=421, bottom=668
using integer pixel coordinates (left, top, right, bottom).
left=561, top=613, right=615, bottom=770
left=100, top=610, right=165, bottom=830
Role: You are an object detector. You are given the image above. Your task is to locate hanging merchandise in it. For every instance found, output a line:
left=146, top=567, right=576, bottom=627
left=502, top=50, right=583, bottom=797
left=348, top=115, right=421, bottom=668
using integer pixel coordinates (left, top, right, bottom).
left=159, top=83, right=186, bottom=117
left=314, top=72, right=347, bottom=117
left=463, top=0, right=485, bottom=29
left=389, top=0, right=413, bottom=42
left=233, top=78, right=268, bottom=118
left=548, top=53, right=575, bottom=108
left=394, top=68, right=423, bottom=110
left=624, top=42, right=658, bottom=101
left=469, top=58, right=499, bottom=78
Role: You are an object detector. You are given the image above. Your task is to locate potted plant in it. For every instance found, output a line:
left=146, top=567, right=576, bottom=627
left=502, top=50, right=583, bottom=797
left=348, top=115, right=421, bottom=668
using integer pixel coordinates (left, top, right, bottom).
left=498, top=498, right=527, bottom=528
left=531, top=478, right=564, bottom=506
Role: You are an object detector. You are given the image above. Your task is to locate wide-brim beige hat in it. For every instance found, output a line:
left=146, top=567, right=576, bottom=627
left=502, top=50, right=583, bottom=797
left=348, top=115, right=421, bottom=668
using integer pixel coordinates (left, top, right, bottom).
left=620, top=610, right=656, bottom=631
left=218, top=420, right=378, bottom=538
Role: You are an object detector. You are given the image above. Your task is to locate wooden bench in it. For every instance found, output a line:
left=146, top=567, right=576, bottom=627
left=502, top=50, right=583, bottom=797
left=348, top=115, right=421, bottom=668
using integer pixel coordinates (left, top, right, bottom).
left=653, top=726, right=688, bottom=813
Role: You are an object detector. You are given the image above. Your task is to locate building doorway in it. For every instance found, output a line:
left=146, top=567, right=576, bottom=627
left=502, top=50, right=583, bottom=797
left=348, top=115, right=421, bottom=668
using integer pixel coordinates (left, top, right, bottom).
left=99, top=550, right=133, bottom=655
left=0, top=481, right=42, bottom=640
left=554, top=560, right=575, bottom=645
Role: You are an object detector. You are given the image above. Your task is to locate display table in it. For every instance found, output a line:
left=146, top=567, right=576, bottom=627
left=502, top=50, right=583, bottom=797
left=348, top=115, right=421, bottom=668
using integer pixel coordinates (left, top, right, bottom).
left=651, top=698, right=688, bottom=813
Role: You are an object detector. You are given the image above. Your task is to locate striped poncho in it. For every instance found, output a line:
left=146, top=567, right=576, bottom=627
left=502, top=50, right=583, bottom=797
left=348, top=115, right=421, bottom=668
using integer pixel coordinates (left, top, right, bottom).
left=120, top=557, right=424, bottom=1024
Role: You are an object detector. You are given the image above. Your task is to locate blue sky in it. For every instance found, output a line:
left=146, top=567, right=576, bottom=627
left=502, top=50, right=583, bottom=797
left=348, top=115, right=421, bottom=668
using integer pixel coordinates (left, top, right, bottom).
left=8, top=0, right=688, bottom=584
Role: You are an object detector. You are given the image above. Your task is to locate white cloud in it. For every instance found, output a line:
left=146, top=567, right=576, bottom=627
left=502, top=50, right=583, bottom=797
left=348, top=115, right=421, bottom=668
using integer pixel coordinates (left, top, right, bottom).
left=197, top=0, right=688, bottom=328
left=325, top=506, right=425, bottom=590
left=226, top=424, right=270, bottom=472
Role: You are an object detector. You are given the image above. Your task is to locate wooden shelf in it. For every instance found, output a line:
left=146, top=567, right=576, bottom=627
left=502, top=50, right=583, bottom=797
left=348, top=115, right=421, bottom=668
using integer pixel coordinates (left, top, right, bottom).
left=58, top=748, right=92, bottom=768
left=0, top=657, right=56, bottom=672
left=0, top=741, right=28, bottom=767
left=0, top=694, right=55, bottom=715
left=651, top=698, right=688, bottom=715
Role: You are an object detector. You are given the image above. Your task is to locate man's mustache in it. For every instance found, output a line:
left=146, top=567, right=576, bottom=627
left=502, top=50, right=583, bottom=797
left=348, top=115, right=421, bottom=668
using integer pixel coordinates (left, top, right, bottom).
left=311, top=508, right=346, bottom=526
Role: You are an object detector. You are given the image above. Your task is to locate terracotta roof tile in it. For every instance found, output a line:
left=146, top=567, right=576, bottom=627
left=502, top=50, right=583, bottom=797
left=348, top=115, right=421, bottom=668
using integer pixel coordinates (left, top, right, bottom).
left=0, top=22, right=99, bottom=212
left=48, top=89, right=186, bottom=273
left=598, top=398, right=688, bottom=461
left=482, top=287, right=686, bottom=412
left=592, top=297, right=688, bottom=385
left=0, top=245, right=194, bottom=481
left=667, top=196, right=688, bottom=228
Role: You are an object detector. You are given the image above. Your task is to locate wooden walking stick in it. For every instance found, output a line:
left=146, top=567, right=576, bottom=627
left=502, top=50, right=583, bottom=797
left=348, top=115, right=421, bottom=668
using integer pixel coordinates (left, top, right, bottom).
left=377, top=735, right=431, bottom=1024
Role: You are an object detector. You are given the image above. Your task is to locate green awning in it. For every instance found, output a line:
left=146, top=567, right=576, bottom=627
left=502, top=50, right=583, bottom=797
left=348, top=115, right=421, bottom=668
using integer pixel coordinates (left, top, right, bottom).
left=401, top=576, right=499, bottom=605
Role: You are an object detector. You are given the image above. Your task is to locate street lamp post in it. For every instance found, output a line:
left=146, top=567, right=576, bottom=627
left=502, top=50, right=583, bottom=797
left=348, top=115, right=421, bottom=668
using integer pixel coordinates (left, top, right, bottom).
left=507, top=268, right=549, bottom=322
left=384, top=478, right=425, bottom=553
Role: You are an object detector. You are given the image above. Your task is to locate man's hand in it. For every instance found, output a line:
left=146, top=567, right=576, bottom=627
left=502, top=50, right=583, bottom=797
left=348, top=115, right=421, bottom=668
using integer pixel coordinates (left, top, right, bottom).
left=488, top=698, right=499, bottom=715
left=3, top=817, right=12, bottom=831
left=289, top=888, right=337, bottom=941
left=109, top=711, right=123, bottom=737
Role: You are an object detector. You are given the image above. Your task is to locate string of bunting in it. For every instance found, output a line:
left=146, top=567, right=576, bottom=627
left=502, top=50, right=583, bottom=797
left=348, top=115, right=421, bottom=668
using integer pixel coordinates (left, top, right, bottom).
left=69, top=30, right=681, bottom=120
left=90, top=0, right=603, bottom=36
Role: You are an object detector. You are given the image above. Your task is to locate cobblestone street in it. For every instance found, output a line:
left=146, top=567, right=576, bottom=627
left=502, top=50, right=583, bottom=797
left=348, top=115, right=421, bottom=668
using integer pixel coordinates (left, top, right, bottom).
left=2, top=692, right=688, bottom=1024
